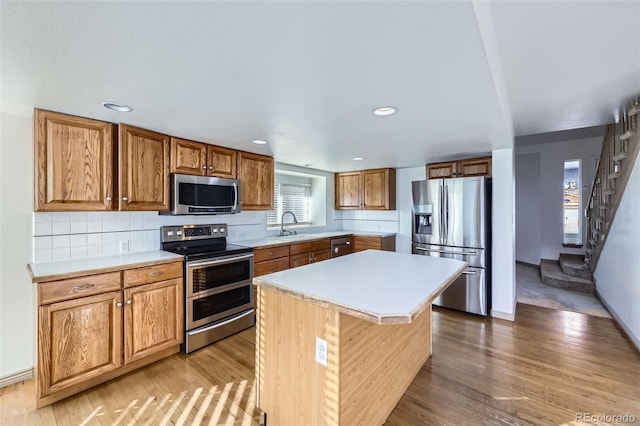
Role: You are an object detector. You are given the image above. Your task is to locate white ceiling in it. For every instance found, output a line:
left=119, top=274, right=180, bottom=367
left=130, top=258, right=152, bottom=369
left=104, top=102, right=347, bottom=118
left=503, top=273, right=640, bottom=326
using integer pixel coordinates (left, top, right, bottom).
left=2, top=1, right=639, bottom=172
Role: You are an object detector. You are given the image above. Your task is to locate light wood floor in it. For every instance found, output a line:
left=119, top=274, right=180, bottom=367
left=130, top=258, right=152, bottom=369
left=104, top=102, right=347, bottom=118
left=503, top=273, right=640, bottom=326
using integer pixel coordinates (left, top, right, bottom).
left=2, top=304, right=639, bottom=425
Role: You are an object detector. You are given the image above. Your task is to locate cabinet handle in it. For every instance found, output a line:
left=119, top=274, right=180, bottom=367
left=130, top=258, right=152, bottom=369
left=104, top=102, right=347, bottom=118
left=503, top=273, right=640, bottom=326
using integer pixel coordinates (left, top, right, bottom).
left=73, top=283, right=95, bottom=292
left=116, top=302, right=123, bottom=307
left=209, top=166, right=214, bottom=171
left=148, top=271, right=163, bottom=277
left=106, top=196, right=112, bottom=201
left=202, top=165, right=207, bottom=169
left=126, top=299, right=132, bottom=305
left=122, top=197, right=129, bottom=201
left=268, top=251, right=276, bottom=255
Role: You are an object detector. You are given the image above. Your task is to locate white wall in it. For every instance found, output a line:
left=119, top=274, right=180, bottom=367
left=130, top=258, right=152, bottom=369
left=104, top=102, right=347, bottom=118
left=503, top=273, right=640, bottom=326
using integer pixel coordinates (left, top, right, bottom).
left=515, top=153, right=541, bottom=265
left=594, top=149, right=640, bottom=348
left=491, top=148, right=516, bottom=321
left=515, top=136, right=602, bottom=261
left=0, top=112, right=35, bottom=379
left=396, top=167, right=426, bottom=253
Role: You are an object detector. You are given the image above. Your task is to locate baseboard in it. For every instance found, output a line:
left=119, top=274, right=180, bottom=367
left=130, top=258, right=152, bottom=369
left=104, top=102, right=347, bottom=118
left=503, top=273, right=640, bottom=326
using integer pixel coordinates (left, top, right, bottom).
left=0, top=368, right=33, bottom=388
left=491, top=309, right=515, bottom=322
left=595, top=289, right=640, bottom=352
left=516, top=260, right=539, bottom=269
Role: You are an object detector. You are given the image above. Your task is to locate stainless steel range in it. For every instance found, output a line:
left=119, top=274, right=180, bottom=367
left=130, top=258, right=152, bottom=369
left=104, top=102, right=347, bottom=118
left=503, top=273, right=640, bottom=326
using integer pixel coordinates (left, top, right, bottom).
left=161, top=224, right=254, bottom=353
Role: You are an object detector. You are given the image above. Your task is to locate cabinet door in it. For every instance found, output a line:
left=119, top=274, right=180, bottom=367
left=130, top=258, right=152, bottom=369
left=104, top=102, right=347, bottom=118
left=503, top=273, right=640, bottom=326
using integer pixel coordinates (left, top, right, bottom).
left=427, top=161, right=457, bottom=179
left=458, top=157, right=492, bottom=177
left=312, top=249, right=331, bottom=263
left=34, top=109, right=116, bottom=211
left=119, top=124, right=170, bottom=211
left=335, top=172, right=362, bottom=209
left=38, top=291, right=122, bottom=398
left=362, top=168, right=395, bottom=210
left=208, top=145, right=237, bottom=178
left=170, top=137, right=207, bottom=176
left=237, top=152, right=274, bottom=210
left=290, top=252, right=312, bottom=269
left=123, top=279, right=183, bottom=365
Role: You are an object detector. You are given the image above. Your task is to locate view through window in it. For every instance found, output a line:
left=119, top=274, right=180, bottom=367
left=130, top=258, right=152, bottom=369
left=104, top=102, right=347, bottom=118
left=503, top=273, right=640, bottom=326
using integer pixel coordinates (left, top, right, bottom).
left=563, top=160, right=582, bottom=245
left=267, top=182, right=311, bottom=226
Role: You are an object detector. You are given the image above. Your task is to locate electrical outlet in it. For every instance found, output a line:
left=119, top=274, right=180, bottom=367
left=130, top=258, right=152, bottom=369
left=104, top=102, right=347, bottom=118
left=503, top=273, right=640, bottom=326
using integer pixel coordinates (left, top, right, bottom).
left=315, top=337, right=328, bottom=367
left=119, top=240, right=130, bottom=253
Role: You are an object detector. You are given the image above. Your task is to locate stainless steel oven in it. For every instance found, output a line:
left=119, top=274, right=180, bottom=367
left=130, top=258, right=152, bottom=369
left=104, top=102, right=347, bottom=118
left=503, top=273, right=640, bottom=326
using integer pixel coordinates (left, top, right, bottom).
left=185, top=254, right=254, bottom=330
left=161, top=224, right=255, bottom=353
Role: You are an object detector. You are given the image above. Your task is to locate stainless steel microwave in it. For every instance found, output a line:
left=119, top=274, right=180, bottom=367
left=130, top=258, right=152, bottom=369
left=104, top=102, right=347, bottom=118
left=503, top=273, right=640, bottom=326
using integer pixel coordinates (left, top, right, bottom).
left=165, top=173, right=241, bottom=215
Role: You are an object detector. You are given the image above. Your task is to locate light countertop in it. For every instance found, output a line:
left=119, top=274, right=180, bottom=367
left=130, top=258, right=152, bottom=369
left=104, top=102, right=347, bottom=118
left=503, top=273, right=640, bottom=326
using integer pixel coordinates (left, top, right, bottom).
left=234, top=231, right=396, bottom=248
left=29, top=251, right=184, bottom=283
left=254, top=250, right=466, bottom=324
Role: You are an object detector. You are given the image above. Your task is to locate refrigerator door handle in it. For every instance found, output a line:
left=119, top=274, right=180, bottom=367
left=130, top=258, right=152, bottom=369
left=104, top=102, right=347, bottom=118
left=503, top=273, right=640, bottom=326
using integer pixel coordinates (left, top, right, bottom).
left=462, top=270, right=478, bottom=275
left=415, top=247, right=478, bottom=256
left=439, top=183, right=444, bottom=245
left=444, top=183, right=449, bottom=244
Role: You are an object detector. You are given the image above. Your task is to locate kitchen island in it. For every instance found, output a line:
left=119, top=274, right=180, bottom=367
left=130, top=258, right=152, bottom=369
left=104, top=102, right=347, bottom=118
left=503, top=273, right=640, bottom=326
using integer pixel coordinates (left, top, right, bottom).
left=254, top=250, right=466, bottom=425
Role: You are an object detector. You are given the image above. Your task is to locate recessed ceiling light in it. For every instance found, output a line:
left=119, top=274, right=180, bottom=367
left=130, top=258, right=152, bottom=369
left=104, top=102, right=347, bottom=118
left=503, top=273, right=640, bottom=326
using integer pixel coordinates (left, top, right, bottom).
left=100, top=101, right=133, bottom=112
left=372, top=106, right=398, bottom=116
left=353, top=157, right=364, bottom=161
left=304, top=163, right=313, bottom=167
left=252, top=139, right=268, bottom=145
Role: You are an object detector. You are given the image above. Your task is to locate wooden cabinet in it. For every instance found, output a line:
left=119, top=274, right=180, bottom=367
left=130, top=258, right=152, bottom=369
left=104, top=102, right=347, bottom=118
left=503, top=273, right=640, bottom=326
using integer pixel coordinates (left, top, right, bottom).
left=170, top=137, right=237, bottom=179
left=34, top=109, right=117, bottom=211
left=119, top=125, right=171, bottom=211
left=38, top=291, right=123, bottom=399
left=123, top=279, right=182, bottom=364
left=335, top=168, right=396, bottom=210
left=254, top=246, right=290, bottom=277
left=289, top=239, right=331, bottom=268
left=426, top=156, right=492, bottom=179
left=35, top=261, right=183, bottom=407
left=237, top=151, right=274, bottom=210
left=353, top=235, right=396, bottom=253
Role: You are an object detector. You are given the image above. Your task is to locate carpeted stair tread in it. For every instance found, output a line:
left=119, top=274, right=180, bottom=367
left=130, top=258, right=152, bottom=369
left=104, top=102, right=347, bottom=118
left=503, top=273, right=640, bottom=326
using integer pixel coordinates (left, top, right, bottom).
left=540, top=259, right=595, bottom=293
left=558, top=253, right=593, bottom=280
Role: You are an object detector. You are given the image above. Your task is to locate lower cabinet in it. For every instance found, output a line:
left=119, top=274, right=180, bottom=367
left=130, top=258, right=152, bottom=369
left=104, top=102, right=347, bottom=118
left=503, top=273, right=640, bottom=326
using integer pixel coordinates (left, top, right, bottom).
left=353, top=235, right=396, bottom=252
left=35, top=261, right=183, bottom=407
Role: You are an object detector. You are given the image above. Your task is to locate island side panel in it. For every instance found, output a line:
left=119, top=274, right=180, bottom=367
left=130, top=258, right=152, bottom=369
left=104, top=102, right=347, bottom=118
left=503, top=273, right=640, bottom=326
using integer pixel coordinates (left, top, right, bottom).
left=339, top=304, right=432, bottom=425
left=256, top=286, right=341, bottom=425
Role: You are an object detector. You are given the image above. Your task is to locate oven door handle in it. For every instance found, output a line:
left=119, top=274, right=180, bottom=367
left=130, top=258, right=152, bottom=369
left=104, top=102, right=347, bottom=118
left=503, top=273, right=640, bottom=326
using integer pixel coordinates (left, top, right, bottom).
left=186, top=253, right=254, bottom=268
left=187, top=310, right=254, bottom=336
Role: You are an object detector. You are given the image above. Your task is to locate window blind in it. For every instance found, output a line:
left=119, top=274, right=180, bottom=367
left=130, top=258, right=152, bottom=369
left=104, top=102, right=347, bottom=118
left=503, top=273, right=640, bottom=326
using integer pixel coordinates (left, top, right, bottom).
left=267, top=183, right=311, bottom=225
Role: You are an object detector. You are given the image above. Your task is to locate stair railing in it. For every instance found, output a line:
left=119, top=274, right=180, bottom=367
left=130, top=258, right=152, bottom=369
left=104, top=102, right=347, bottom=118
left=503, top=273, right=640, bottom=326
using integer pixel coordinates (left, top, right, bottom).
left=585, top=100, right=639, bottom=271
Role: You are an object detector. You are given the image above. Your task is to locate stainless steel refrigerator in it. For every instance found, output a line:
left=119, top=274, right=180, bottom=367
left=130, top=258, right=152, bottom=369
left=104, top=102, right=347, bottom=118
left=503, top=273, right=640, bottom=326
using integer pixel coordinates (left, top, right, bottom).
left=412, top=177, right=491, bottom=316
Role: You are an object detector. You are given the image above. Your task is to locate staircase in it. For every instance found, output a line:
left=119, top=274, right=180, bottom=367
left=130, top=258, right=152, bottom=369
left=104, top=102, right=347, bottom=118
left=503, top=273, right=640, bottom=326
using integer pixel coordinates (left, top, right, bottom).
left=540, top=254, right=594, bottom=293
left=584, top=98, right=640, bottom=272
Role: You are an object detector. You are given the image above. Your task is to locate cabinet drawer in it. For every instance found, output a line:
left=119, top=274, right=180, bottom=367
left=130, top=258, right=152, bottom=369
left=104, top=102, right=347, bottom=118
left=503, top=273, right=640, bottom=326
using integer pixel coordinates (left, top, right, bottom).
left=289, top=242, right=312, bottom=256
left=353, top=236, right=382, bottom=249
left=123, top=262, right=182, bottom=288
left=311, top=239, right=330, bottom=251
left=313, top=249, right=331, bottom=263
left=254, top=245, right=290, bottom=262
left=39, top=272, right=122, bottom=305
left=254, top=257, right=290, bottom=277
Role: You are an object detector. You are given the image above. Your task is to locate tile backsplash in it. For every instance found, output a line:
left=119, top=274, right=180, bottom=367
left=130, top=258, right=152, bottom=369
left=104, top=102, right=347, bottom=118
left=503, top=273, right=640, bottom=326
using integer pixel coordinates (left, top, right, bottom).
left=33, top=211, right=268, bottom=263
left=337, top=210, right=399, bottom=233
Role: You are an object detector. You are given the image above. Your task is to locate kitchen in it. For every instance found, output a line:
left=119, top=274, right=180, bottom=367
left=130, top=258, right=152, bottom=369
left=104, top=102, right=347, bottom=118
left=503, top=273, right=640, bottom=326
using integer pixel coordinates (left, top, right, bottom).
left=2, top=1, right=640, bottom=425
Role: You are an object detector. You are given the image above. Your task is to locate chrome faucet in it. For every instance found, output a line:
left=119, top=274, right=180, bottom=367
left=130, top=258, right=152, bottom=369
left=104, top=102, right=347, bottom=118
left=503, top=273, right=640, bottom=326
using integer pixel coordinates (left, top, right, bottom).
left=280, top=211, right=298, bottom=236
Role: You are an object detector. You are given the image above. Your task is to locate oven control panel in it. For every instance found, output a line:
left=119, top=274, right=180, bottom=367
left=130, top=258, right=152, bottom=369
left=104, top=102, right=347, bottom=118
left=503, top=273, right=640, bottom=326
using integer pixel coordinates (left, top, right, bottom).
left=161, top=224, right=228, bottom=242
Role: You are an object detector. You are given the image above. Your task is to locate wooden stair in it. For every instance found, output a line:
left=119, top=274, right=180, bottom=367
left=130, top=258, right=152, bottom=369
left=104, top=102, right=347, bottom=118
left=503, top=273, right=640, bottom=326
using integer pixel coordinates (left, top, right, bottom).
left=585, top=105, right=639, bottom=272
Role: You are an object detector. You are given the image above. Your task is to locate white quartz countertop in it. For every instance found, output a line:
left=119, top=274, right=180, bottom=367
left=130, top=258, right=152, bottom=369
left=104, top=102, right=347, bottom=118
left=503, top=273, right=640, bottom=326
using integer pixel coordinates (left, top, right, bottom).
left=29, top=250, right=184, bottom=283
left=234, top=231, right=396, bottom=248
left=254, top=250, right=466, bottom=324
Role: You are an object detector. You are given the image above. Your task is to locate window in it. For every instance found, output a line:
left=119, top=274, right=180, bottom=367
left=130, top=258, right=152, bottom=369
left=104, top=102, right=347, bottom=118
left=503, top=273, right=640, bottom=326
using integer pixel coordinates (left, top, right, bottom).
left=563, top=160, right=582, bottom=245
left=267, top=182, right=311, bottom=226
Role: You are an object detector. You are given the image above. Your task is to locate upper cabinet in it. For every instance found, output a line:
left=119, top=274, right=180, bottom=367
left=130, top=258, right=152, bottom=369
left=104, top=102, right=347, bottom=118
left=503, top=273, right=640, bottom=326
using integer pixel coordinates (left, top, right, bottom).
left=170, top=137, right=237, bottom=179
left=335, top=168, right=396, bottom=210
left=118, top=124, right=170, bottom=211
left=237, top=152, right=274, bottom=210
left=426, top=156, right=492, bottom=179
left=34, top=109, right=117, bottom=211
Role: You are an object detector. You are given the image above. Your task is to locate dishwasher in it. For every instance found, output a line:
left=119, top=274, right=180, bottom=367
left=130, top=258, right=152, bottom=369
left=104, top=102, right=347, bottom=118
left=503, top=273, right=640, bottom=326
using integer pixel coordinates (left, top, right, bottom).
left=330, top=236, right=353, bottom=258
